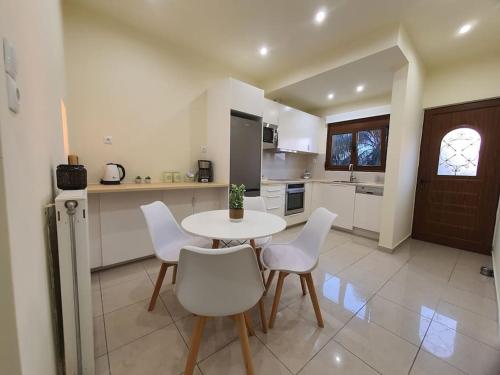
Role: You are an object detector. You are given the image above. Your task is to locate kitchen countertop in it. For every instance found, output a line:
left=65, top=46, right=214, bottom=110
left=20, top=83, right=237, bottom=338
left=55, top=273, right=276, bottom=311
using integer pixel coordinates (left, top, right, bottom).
left=261, top=178, right=384, bottom=188
left=87, top=181, right=229, bottom=194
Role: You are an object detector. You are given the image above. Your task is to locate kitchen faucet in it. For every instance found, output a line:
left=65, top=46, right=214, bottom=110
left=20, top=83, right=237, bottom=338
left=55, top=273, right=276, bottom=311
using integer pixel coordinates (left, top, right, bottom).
left=349, top=164, right=356, bottom=182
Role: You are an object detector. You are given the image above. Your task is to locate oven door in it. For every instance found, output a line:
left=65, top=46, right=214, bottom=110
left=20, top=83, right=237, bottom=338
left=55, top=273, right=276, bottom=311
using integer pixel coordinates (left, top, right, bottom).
left=285, top=185, right=305, bottom=216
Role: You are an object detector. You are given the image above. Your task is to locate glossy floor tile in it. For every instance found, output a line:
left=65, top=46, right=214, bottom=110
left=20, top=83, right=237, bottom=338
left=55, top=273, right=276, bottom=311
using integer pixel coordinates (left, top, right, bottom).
left=422, top=321, right=500, bottom=375
left=199, top=336, right=292, bottom=375
left=299, top=340, right=379, bottom=375
left=92, top=231, right=499, bottom=374
left=104, top=298, right=172, bottom=351
left=335, top=315, right=419, bottom=375
left=410, top=350, right=466, bottom=375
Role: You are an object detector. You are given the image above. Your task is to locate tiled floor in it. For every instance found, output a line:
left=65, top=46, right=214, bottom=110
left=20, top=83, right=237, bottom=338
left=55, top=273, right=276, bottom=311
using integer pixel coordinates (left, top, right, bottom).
left=92, top=226, right=500, bottom=374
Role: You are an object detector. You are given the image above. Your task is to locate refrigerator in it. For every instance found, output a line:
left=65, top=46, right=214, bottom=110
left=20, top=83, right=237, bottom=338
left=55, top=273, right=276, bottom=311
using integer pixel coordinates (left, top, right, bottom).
left=230, top=112, right=262, bottom=197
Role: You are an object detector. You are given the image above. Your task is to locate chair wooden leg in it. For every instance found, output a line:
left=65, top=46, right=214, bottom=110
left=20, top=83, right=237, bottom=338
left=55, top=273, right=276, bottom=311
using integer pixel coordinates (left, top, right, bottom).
left=250, top=240, right=267, bottom=286
left=235, top=313, right=255, bottom=375
left=258, top=298, right=268, bottom=334
left=184, top=316, right=207, bottom=375
left=269, top=272, right=287, bottom=329
left=212, top=239, right=220, bottom=249
left=171, top=264, right=177, bottom=284
left=148, top=263, right=168, bottom=311
left=300, top=275, right=307, bottom=296
left=244, top=311, right=255, bottom=336
left=264, top=270, right=276, bottom=295
left=304, top=273, right=324, bottom=328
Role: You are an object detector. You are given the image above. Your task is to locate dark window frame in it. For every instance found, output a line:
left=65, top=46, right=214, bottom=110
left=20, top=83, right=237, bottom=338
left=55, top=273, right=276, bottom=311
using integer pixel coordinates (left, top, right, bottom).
left=325, top=114, right=390, bottom=172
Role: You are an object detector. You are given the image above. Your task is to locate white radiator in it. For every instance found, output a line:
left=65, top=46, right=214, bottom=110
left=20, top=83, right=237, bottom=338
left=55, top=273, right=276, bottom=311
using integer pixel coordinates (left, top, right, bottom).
left=55, top=190, right=94, bottom=375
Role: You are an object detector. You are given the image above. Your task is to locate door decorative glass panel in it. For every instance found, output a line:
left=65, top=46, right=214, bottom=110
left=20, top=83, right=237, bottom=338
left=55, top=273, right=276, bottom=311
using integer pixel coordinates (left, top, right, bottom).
left=357, top=129, right=382, bottom=166
left=437, top=127, right=481, bottom=176
left=331, top=133, right=352, bottom=166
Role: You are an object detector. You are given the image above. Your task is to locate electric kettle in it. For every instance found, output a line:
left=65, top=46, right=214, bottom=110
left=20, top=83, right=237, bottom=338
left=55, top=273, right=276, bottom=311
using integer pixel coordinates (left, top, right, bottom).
left=100, top=163, right=126, bottom=185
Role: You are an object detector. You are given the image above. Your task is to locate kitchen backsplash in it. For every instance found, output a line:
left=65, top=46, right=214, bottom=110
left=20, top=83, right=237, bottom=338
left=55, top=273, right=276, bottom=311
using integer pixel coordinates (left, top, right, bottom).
left=262, top=151, right=315, bottom=179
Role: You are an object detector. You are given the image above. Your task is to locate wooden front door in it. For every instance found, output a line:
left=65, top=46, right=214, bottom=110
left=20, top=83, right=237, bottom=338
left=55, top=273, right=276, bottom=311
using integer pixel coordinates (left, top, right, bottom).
left=412, top=98, right=500, bottom=254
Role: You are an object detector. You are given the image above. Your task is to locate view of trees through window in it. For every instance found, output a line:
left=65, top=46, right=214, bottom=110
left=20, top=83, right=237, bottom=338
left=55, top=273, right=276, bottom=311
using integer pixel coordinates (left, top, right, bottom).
left=325, top=115, right=389, bottom=171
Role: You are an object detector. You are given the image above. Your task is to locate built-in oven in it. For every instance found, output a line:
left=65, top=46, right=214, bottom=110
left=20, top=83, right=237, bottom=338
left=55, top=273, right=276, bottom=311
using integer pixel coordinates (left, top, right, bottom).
left=262, top=123, right=278, bottom=149
left=285, top=183, right=305, bottom=216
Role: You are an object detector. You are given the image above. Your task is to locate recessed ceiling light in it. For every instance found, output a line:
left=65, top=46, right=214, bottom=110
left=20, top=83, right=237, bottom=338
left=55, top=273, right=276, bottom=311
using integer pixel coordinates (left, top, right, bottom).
left=259, top=46, right=268, bottom=56
left=314, top=9, right=327, bottom=24
left=356, top=85, right=365, bottom=93
left=457, top=23, right=473, bottom=35
left=327, top=93, right=334, bottom=100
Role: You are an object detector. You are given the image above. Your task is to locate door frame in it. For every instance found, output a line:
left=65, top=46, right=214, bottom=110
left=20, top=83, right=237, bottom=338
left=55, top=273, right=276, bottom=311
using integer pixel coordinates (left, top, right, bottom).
left=412, top=97, right=500, bottom=253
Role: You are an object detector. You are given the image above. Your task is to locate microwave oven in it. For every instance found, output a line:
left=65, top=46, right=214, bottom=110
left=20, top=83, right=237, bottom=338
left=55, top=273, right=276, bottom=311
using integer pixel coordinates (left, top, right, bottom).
left=262, top=123, right=278, bottom=149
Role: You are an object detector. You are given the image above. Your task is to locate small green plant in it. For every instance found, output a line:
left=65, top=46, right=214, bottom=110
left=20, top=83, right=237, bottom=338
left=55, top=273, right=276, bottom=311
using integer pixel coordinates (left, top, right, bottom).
left=229, top=184, right=245, bottom=209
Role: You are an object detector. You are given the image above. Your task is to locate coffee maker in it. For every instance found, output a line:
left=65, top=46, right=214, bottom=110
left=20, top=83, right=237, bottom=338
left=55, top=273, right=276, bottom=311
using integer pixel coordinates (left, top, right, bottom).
left=197, top=160, right=213, bottom=182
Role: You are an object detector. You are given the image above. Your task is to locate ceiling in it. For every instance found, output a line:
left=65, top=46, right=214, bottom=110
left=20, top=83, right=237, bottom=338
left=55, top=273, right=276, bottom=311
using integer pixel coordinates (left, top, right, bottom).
left=267, top=47, right=407, bottom=112
left=67, top=0, right=500, bottom=86
left=66, top=0, right=500, bottom=113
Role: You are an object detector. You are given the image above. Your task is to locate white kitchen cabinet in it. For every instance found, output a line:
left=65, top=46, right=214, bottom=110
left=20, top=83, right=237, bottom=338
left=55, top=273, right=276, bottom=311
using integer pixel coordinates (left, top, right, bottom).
left=162, top=190, right=194, bottom=223
left=193, top=188, right=223, bottom=213
left=100, top=191, right=160, bottom=266
left=311, top=183, right=356, bottom=229
left=230, top=78, right=264, bottom=117
left=91, top=187, right=227, bottom=268
left=354, top=193, right=382, bottom=232
left=88, top=194, right=102, bottom=268
left=261, top=183, right=285, bottom=217
left=278, top=104, right=322, bottom=153
left=263, top=98, right=280, bottom=125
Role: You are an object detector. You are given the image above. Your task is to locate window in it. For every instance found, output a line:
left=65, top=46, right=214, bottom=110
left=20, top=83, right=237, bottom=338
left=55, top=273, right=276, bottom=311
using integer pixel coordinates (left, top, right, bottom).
left=437, top=127, right=481, bottom=176
left=325, top=115, right=389, bottom=171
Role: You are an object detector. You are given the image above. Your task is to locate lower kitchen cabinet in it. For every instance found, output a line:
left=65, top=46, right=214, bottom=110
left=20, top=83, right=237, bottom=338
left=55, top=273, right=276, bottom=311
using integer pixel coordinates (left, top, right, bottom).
left=353, top=192, right=383, bottom=232
left=89, top=187, right=227, bottom=268
left=311, top=183, right=356, bottom=230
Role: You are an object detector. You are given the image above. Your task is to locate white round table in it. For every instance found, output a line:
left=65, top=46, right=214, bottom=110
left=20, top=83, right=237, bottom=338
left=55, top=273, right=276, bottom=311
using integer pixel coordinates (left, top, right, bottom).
left=181, top=209, right=286, bottom=334
left=181, top=209, right=287, bottom=246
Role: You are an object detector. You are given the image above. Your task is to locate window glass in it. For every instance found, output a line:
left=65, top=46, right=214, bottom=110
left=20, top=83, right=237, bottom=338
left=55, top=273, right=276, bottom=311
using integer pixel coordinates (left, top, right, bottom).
left=437, top=127, right=481, bottom=176
left=357, top=129, right=382, bottom=166
left=331, top=133, right=352, bottom=166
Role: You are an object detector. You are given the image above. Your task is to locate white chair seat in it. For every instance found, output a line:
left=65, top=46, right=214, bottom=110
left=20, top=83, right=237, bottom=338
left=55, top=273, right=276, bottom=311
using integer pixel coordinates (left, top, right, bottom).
left=261, top=243, right=317, bottom=274
left=156, top=236, right=210, bottom=263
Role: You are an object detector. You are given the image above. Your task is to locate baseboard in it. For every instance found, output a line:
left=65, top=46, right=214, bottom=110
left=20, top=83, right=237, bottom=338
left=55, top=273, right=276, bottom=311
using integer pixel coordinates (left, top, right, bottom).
left=492, top=251, right=500, bottom=324
left=377, top=233, right=411, bottom=254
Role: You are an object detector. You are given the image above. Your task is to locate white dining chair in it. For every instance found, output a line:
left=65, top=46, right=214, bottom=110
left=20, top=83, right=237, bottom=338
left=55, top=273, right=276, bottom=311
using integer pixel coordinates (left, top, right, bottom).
left=140, top=201, right=209, bottom=311
left=176, top=244, right=265, bottom=375
left=260, top=207, right=337, bottom=328
left=243, top=196, right=272, bottom=249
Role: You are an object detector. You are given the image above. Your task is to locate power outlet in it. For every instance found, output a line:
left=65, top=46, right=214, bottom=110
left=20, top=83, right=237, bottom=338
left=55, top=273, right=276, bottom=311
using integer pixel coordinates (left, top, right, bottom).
left=103, top=136, right=113, bottom=145
left=201, top=145, right=207, bottom=154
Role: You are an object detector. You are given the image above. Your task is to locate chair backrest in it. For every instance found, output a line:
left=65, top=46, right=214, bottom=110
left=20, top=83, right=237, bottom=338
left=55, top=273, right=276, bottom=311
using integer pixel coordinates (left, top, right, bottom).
left=140, top=201, right=188, bottom=256
left=175, top=245, right=264, bottom=316
left=292, top=207, right=337, bottom=261
left=243, top=196, right=266, bottom=212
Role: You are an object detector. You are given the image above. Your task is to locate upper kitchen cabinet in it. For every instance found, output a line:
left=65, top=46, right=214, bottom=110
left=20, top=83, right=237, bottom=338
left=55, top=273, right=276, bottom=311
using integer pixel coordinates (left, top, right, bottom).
left=278, top=105, right=322, bottom=153
left=263, top=98, right=280, bottom=125
left=229, top=78, right=264, bottom=117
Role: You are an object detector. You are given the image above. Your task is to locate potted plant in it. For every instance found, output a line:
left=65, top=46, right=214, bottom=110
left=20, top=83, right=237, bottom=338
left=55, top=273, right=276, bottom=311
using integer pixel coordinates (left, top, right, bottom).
left=229, top=184, right=245, bottom=222
left=145, top=176, right=152, bottom=184
left=135, top=176, right=142, bottom=184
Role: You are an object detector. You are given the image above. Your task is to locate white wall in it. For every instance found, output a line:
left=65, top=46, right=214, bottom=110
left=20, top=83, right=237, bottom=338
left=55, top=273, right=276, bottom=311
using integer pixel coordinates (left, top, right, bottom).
left=379, top=28, right=425, bottom=250
left=423, top=54, right=500, bottom=109
left=63, top=3, right=251, bottom=184
left=0, top=0, right=66, bottom=374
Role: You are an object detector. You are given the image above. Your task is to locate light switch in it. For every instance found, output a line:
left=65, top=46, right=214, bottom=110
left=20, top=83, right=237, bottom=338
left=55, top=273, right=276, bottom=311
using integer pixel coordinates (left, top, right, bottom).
left=3, top=38, right=17, bottom=78
left=103, top=136, right=113, bottom=145
left=6, top=74, right=20, bottom=113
